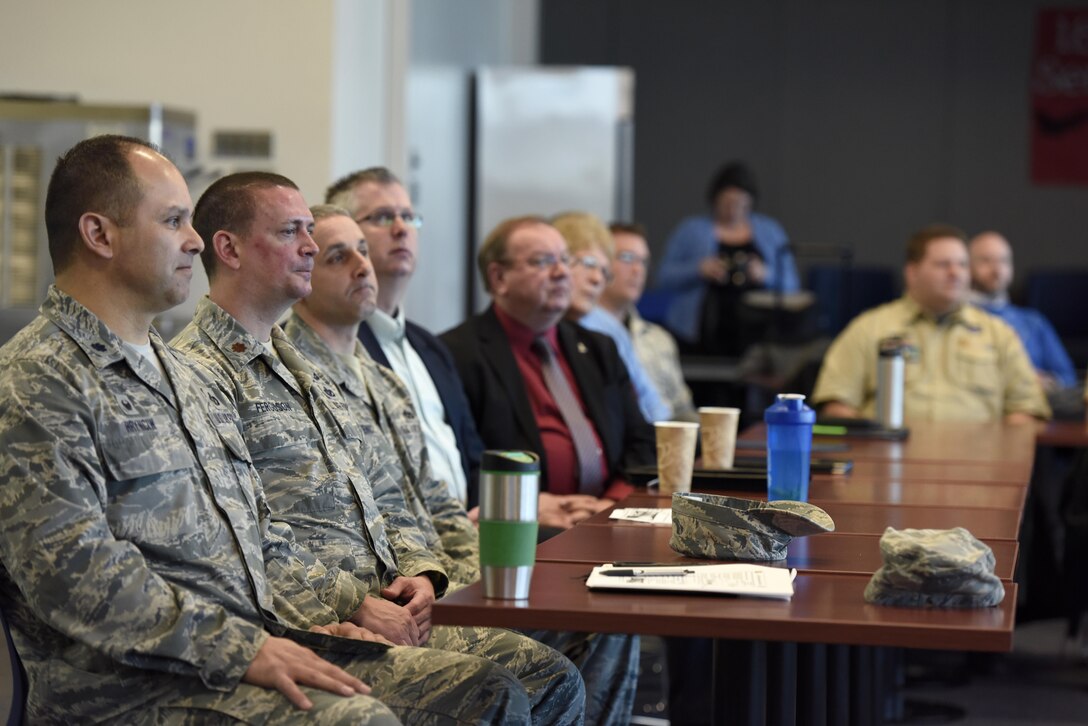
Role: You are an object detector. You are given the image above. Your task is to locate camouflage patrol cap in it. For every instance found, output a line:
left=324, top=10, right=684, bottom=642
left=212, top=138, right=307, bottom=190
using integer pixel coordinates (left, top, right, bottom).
left=864, top=527, right=1005, bottom=608
left=668, top=492, right=835, bottom=561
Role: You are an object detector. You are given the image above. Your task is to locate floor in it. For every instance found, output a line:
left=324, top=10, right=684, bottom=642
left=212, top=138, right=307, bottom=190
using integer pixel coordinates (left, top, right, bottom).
left=631, top=619, right=1088, bottom=725
left=902, top=618, right=1088, bottom=725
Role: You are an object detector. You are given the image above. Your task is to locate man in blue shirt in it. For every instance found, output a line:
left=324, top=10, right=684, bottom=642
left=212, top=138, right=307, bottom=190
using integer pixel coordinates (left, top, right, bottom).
left=968, top=231, right=1076, bottom=391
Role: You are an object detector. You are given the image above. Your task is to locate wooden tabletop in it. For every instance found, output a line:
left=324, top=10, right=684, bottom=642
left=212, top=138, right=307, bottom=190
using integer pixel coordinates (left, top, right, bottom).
left=846, top=459, right=1031, bottom=486
left=1035, top=419, right=1088, bottom=448
left=600, top=493, right=1024, bottom=540
left=434, top=562, right=1018, bottom=652
left=435, top=420, right=1034, bottom=655
left=534, top=523, right=1019, bottom=580
left=809, top=476, right=1023, bottom=508
left=741, top=421, right=1037, bottom=467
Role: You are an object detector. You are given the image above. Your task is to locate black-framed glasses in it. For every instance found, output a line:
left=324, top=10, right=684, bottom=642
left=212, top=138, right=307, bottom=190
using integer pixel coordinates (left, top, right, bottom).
left=358, top=208, right=424, bottom=229
left=571, top=253, right=613, bottom=282
left=615, top=250, right=649, bottom=267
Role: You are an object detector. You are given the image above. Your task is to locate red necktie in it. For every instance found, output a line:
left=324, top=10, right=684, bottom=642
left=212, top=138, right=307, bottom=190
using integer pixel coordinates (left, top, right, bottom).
left=531, top=337, right=605, bottom=495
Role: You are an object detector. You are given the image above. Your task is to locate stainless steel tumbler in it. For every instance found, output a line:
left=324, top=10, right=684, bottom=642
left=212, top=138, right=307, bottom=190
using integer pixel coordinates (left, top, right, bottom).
left=478, top=450, right=540, bottom=599
left=876, top=338, right=905, bottom=430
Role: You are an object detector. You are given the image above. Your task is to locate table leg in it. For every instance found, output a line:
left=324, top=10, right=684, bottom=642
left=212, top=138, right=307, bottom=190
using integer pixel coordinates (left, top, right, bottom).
left=797, top=643, right=827, bottom=726
left=849, top=646, right=876, bottom=726
left=828, top=644, right=851, bottom=725
left=714, top=639, right=767, bottom=726
left=767, top=642, right=798, bottom=726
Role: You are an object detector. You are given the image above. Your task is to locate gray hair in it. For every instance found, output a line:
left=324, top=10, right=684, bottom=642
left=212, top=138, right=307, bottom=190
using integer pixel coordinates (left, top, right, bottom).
left=325, top=167, right=403, bottom=214
left=310, top=203, right=353, bottom=222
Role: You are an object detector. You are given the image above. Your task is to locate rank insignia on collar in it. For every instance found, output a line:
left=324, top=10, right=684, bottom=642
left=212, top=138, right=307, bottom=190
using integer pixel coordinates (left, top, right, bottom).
left=232, top=343, right=247, bottom=353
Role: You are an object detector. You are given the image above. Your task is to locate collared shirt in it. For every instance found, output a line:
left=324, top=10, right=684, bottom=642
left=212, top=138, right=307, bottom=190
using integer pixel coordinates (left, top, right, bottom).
left=812, top=296, right=1051, bottom=422
left=626, top=308, right=698, bottom=421
left=173, top=298, right=449, bottom=604
left=0, top=287, right=356, bottom=722
left=493, top=305, right=608, bottom=495
left=968, top=294, right=1077, bottom=388
left=369, top=307, right=470, bottom=504
left=578, top=306, right=669, bottom=422
left=285, top=314, right=480, bottom=589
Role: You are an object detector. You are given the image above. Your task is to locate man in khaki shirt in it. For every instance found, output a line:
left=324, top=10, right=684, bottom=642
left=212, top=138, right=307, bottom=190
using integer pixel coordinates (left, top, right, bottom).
left=812, top=224, right=1050, bottom=423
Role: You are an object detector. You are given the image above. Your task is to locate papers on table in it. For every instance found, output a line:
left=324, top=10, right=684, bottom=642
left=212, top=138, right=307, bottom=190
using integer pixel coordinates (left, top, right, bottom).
left=586, top=563, right=796, bottom=600
left=609, top=507, right=673, bottom=525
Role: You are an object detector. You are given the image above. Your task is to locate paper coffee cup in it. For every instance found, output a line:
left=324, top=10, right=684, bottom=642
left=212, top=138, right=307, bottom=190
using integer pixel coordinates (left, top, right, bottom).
left=655, top=421, right=699, bottom=494
left=699, top=407, right=741, bottom=469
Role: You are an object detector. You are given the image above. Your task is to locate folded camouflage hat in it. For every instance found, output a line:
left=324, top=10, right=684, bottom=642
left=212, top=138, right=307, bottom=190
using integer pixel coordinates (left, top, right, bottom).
left=864, top=527, right=1005, bottom=608
left=669, top=492, right=835, bottom=561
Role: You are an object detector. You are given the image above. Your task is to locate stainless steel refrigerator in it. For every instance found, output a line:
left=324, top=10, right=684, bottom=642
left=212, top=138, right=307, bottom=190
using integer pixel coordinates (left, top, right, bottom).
left=469, top=66, right=635, bottom=310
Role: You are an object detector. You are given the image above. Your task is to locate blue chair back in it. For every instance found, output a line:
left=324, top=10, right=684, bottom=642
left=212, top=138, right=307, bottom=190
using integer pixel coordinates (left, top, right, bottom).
left=1025, top=268, right=1088, bottom=368
left=635, top=288, right=676, bottom=326
left=806, top=265, right=900, bottom=336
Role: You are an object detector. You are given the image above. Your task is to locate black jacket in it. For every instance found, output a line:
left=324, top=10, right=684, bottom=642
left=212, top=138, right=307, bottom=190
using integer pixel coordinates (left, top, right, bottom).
left=439, top=305, right=655, bottom=496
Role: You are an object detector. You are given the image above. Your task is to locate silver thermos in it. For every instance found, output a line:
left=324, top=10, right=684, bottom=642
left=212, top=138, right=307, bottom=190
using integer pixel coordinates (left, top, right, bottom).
left=876, top=337, right=905, bottom=430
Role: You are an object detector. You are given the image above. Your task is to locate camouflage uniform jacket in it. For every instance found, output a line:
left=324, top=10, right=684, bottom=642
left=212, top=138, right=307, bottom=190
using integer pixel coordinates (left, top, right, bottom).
left=172, top=298, right=448, bottom=607
left=0, top=288, right=372, bottom=722
left=284, top=314, right=481, bottom=588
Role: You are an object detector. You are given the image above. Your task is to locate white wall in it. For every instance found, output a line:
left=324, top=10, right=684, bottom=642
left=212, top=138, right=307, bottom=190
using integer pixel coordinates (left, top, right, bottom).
left=0, top=0, right=414, bottom=332
left=332, top=0, right=410, bottom=181
left=0, top=0, right=542, bottom=332
left=401, top=0, right=539, bottom=331
left=0, top=0, right=342, bottom=203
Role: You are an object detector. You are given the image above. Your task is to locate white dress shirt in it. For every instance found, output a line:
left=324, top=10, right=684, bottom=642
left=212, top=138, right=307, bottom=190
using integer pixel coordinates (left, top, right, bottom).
left=368, top=307, right=470, bottom=503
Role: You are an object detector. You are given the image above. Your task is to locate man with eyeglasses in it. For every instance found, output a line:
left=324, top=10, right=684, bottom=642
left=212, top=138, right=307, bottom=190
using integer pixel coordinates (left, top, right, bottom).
left=286, top=205, right=643, bottom=726
left=600, top=222, right=697, bottom=422
left=552, top=211, right=670, bottom=424
left=440, top=215, right=656, bottom=517
left=325, top=168, right=485, bottom=513
left=171, top=173, right=586, bottom=725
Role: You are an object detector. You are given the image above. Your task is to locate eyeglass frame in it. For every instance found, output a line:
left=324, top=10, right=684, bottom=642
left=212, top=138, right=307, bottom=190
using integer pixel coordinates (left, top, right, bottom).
left=499, top=251, right=573, bottom=272
left=614, top=249, right=650, bottom=267
left=356, top=208, right=424, bottom=229
left=569, top=252, right=614, bottom=282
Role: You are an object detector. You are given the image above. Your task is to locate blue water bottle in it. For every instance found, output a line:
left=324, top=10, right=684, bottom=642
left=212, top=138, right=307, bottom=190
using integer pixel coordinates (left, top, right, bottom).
left=764, top=393, right=816, bottom=501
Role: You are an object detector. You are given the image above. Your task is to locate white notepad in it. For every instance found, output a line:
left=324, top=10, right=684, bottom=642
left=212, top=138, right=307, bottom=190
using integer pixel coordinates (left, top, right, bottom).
left=608, top=507, right=673, bottom=525
left=586, top=563, right=796, bottom=600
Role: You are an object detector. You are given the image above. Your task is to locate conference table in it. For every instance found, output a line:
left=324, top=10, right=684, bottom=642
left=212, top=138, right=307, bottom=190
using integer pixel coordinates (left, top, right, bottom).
left=434, top=421, right=1035, bottom=725
left=1035, top=418, right=1088, bottom=448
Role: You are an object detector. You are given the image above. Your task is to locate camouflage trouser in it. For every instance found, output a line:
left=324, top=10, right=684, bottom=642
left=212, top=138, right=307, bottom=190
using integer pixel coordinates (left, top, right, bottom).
left=428, top=624, right=586, bottom=726
left=139, top=644, right=532, bottom=725
left=522, top=630, right=640, bottom=726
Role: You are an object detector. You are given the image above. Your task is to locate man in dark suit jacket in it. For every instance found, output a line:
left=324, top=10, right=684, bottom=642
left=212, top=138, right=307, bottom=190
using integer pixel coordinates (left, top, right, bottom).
left=326, top=168, right=485, bottom=509
left=441, top=215, right=655, bottom=525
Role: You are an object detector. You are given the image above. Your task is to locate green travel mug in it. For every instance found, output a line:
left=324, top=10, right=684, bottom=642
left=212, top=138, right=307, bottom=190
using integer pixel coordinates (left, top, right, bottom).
left=478, top=450, right=540, bottom=599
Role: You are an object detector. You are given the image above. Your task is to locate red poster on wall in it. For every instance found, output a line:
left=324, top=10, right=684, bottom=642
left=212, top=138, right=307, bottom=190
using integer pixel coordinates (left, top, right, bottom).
left=1031, top=8, right=1088, bottom=185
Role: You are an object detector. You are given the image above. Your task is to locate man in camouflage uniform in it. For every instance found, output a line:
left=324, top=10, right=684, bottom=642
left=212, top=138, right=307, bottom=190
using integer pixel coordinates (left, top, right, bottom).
left=171, top=172, right=585, bottom=725
left=285, top=205, right=640, bottom=725
left=0, top=136, right=531, bottom=724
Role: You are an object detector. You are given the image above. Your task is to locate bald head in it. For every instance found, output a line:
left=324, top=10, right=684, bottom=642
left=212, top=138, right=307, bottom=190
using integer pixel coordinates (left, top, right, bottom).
left=968, top=231, right=1013, bottom=296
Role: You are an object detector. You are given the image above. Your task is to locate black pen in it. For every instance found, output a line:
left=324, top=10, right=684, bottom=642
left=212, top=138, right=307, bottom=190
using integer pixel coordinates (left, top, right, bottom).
left=611, top=562, right=710, bottom=568
left=600, top=568, right=695, bottom=577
